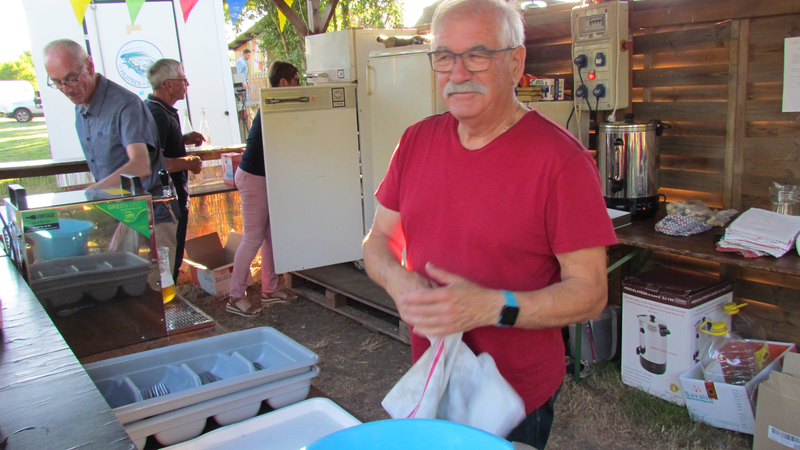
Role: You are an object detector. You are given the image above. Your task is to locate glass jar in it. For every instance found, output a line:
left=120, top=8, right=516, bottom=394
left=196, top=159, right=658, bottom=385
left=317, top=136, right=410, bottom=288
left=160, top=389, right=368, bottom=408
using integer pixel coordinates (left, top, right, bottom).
left=770, top=184, right=800, bottom=216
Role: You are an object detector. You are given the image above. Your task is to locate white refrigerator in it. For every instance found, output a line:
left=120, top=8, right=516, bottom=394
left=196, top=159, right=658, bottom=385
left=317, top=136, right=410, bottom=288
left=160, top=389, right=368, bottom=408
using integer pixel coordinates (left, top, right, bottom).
left=260, top=84, right=364, bottom=273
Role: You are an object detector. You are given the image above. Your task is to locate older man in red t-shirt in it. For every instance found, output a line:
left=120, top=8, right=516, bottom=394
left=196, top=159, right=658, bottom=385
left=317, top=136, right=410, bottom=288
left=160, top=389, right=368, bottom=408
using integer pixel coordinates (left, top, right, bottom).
left=362, top=0, right=618, bottom=448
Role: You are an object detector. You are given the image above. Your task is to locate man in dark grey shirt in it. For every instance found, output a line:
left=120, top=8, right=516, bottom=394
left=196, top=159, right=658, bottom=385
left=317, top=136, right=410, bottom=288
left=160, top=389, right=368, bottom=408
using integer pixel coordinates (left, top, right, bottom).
left=44, top=38, right=180, bottom=271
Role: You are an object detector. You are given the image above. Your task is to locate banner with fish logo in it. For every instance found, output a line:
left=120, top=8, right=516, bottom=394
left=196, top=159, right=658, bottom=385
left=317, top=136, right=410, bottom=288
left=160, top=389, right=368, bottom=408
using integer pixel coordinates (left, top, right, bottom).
left=116, top=40, right=164, bottom=89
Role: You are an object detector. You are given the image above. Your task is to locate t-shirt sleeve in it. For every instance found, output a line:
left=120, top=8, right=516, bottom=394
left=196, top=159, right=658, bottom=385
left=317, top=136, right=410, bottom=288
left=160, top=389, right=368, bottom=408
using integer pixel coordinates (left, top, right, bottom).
left=546, top=150, right=619, bottom=254
left=119, top=100, right=160, bottom=151
left=374, top=129, right=409, bottom=212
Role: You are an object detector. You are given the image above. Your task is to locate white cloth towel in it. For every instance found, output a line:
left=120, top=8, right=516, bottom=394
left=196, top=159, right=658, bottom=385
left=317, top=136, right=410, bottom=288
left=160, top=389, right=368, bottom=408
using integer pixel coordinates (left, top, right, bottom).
left=720, top=208, right=800, bottom=257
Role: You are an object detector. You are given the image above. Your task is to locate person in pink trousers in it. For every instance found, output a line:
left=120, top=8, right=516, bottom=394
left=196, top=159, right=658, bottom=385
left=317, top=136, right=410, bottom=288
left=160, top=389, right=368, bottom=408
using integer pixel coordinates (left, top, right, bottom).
left=227, top=61, right=301, bottom=316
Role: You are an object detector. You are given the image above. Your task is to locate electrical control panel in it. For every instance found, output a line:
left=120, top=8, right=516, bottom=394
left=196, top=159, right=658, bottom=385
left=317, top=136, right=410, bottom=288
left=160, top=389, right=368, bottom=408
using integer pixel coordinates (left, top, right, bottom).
left=571, top=1, right=629, bottom=111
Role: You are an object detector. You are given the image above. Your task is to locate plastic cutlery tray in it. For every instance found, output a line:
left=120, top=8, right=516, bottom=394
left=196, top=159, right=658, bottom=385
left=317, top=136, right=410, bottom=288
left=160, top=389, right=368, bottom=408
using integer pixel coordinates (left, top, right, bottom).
left=29, top=252, right=152, bottom=306
left=84, top=327, right=319, bottom=424
left=125, top=366, right=320, bottom=449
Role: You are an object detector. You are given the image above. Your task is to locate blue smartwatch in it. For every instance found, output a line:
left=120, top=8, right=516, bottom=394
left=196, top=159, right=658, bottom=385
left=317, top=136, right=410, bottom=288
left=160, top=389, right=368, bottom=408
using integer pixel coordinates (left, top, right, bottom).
left=497, top=290, right=519, bottom=327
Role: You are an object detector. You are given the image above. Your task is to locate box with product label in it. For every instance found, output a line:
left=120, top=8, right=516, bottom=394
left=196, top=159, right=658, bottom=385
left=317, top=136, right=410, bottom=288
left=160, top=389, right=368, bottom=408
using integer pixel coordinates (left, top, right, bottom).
left=753, top=352, right=800, bottom=448
left=221, top=152, right=242, bottom=186
left=183, top=232, right=248, bottom=296
left=680, top=342, right=795, bottom=435
left=621, top=267, right=733, bottom=406
left=532, top=78, right=565, bottom=101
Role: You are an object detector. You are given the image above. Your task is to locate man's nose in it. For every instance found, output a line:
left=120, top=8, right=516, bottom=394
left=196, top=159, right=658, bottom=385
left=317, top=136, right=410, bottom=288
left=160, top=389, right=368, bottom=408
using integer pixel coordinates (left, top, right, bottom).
left=449, top=55, right=472, bottom=82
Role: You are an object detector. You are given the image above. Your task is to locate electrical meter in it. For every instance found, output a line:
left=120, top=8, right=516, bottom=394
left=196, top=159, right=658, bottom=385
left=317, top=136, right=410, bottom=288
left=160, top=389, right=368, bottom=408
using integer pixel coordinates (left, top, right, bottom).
left=571, top=1, right=629, bottom=111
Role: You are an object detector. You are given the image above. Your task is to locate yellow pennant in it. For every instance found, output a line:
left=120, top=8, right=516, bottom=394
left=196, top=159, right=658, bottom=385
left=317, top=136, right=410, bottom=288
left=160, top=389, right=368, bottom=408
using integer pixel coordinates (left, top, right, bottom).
left=278, top=0, right=294, bottom=32
left=70, top=0, right=92, bottom=25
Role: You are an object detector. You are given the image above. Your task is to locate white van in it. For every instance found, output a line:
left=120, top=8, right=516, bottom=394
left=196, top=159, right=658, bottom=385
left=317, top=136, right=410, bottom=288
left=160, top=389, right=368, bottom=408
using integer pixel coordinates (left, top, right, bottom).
left=0, top=80, right=36, bottom=113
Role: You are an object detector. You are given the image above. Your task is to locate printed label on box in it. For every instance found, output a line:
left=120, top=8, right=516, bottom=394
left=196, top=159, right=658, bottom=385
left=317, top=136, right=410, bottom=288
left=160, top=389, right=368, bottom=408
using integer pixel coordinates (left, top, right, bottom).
left=769, top=426, right=800, bottom=449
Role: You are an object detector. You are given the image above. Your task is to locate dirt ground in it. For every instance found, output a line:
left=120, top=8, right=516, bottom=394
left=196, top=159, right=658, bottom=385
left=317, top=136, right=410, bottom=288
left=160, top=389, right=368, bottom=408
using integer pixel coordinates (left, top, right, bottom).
left=179, top=277, right=752, bottom=450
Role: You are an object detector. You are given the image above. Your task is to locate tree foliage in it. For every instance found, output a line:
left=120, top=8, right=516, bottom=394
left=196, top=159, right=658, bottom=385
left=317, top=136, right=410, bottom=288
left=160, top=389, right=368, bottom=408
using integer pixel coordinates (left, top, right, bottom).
left=235, top=0, right=404, bottom=73
left=0, top=51, right=38, bottom=86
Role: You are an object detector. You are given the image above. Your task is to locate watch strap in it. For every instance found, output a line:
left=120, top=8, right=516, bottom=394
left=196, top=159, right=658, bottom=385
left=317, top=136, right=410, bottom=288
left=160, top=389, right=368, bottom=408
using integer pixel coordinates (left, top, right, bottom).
left=498, top=290, right=519, bottom=327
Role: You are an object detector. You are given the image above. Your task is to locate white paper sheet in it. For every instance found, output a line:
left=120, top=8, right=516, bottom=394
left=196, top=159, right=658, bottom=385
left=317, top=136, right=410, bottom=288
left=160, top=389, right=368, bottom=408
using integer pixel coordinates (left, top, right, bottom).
left=782, top=37, right=800, bottom=112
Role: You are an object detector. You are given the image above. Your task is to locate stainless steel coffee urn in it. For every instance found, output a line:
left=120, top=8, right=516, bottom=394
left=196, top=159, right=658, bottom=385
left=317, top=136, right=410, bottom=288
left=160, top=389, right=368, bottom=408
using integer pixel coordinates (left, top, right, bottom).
left=636, top=314, right=671, bottom=375
left=598, top=114, right=669, bottom=219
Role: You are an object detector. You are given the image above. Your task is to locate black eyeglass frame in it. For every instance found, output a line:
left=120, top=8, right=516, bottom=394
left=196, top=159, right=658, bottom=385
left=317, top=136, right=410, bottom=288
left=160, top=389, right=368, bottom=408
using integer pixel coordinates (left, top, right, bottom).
left=47, top=62, right=88, bottom=90
left=427, top=46, right=517, bottom=73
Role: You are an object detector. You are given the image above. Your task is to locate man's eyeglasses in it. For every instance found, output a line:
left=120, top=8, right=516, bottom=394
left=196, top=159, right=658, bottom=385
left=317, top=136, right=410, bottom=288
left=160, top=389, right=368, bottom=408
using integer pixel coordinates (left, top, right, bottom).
left=428, top=47, right=516, bottom=73
left=47, top=63, right=86, bottom=90
left=168, top=78, right=189, bottom=85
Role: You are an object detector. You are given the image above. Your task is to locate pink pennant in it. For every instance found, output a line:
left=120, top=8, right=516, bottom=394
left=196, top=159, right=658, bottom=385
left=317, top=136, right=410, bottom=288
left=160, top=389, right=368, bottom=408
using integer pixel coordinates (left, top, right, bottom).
left=180, top=0, right=200, bottom=22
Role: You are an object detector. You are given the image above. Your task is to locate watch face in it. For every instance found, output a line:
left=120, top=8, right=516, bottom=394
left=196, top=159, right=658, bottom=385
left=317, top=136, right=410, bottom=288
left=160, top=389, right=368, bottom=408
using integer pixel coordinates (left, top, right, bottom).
left=499, top=306, right=519, bottom=327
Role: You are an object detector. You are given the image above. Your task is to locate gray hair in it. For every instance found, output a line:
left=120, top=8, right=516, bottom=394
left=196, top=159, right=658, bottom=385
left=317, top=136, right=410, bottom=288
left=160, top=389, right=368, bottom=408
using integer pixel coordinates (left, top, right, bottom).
left=431, top=0, right=524, bottom=48
left=43, top=39, right=88, bottom=67
left=148, top=59, right=183, bottom=89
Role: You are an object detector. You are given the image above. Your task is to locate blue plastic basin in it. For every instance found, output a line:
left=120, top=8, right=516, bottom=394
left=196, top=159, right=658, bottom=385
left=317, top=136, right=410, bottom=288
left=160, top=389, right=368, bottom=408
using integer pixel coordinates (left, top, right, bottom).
left=304, top=419, right=514, bottom=450
left=28, top=219, right=94, bottom=262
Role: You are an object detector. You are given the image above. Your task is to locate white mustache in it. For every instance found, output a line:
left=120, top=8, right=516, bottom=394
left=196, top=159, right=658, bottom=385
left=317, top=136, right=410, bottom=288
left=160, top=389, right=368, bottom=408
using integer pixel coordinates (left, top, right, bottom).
left=443, top=80, right=488, bottom=97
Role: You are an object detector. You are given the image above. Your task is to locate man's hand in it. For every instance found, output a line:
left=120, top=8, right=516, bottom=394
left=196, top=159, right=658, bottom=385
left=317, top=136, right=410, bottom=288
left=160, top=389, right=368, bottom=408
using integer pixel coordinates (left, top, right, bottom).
left=183, top=132, right=205, bottom=147
left=396, top=263, right=503, bottom=338
left=185, top=155, right=202, bottom=174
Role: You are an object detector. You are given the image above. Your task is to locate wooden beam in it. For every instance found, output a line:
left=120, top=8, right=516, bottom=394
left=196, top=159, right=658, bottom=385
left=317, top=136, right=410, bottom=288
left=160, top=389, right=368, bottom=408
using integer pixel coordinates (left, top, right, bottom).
left=272, top=0, right=309, bottom=37
left=631, top=0, right=800, bottom=29
left=307, top=0, right=322, bottom=34
left=320, top=0, right=339, bottom=34
left=724, top=19, right=749, bottom=211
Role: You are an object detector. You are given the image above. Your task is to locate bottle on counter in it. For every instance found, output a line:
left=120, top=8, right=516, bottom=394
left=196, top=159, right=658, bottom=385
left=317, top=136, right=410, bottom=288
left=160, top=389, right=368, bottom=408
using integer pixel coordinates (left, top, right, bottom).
left=183, top=108, right=196, bottom=150
left=723, top=302, right=771, bottom=370
left=700, top=321, right=760, bottom=386
left=158, top=246, right=175, bottom=303
left=199, top=108, right=212, bottom=149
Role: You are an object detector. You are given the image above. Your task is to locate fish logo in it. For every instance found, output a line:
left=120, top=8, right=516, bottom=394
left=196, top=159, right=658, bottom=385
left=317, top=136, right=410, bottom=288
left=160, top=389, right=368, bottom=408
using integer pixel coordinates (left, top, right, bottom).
left=116, top=40, right=163, bottom=89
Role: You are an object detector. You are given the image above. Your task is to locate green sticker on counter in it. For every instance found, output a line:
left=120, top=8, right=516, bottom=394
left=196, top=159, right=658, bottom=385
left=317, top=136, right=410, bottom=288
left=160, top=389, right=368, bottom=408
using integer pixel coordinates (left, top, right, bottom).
left=97, top=199, right=150, bottom=238
left=21, top=209, right=59, bottom=232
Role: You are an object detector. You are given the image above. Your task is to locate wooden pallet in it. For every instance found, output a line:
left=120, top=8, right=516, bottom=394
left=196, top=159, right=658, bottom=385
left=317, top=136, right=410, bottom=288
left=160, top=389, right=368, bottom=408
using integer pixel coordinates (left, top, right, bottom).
left=284, top=263, right=410, bottom=344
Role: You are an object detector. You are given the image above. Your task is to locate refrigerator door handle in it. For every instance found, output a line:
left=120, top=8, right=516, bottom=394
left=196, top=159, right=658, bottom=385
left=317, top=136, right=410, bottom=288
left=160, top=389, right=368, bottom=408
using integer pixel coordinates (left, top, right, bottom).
left=264, top=97, right=312, bottom=104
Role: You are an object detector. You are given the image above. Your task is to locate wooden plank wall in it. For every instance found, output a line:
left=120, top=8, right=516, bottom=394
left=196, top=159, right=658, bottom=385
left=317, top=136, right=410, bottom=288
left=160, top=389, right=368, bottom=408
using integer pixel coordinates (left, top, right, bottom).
left=523, top=0, right=800, bottom=344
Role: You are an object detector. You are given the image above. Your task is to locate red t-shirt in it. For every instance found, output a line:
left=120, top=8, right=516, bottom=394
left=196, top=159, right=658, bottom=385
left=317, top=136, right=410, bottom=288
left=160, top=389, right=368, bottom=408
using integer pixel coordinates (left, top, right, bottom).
left=376, top=110, right=618, bottom=413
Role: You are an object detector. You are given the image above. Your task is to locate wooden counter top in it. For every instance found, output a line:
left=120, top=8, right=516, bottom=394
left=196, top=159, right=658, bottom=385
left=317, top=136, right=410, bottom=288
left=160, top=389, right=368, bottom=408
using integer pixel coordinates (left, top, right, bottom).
left=0, top=257, right=135, bottom=449
left=615, top=213, right=800, bottom=277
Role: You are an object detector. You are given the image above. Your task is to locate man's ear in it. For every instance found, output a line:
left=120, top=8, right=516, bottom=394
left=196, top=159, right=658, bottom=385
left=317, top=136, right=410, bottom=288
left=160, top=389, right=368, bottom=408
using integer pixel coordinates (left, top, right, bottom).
left=86, top=56, right=96, bottom=76
left=509, top=45, right=526, bottom=86
left=278, top=78, right=290, bottom=87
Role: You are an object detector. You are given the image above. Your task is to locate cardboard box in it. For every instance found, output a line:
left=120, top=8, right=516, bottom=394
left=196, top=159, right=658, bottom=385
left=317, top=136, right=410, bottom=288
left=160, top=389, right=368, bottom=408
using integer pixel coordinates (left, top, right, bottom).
left=183, top=232, right=248, bottom=296
left=621, top=267, right=733, bottom=405
left=680, top=342, right=796, bottom=435
left=221, top=152, right=242, bottom=186
left=754, top=352, right=800, bottom=448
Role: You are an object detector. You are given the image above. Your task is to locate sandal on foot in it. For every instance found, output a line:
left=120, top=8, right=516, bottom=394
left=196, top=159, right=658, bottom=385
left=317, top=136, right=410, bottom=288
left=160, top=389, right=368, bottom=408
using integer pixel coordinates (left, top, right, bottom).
left=261, top=291, right=291, bottom=305
left=226, top=298, right=261, bottom=317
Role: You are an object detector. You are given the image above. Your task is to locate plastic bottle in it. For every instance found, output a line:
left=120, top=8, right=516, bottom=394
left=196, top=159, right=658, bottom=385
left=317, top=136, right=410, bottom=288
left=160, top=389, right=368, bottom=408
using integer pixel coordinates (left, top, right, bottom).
left=700, top=321, right=760, bottom=386
left=158, top=246, right=175, bottom=303
left=723, top=302, right=771, bottom=370
left=199, top=108, right=212, bottom=149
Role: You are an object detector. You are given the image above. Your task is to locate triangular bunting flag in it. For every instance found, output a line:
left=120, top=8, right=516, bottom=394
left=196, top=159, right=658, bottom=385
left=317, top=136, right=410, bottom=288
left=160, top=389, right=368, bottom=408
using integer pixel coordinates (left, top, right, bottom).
left=125, top=0, right=146, bottom=24
left=278, top=0, right=294, bottom=32
left=180, top=0, right=200, bottom=22
left=69, top=0, right=92, bottom=25
left=228, top=0, right=247, bottom=26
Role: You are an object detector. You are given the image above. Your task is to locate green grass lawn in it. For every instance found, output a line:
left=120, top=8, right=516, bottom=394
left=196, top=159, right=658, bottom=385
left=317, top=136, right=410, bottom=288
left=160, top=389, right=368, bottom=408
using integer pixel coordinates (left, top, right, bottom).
left=0, top=117, right=52, bottom=163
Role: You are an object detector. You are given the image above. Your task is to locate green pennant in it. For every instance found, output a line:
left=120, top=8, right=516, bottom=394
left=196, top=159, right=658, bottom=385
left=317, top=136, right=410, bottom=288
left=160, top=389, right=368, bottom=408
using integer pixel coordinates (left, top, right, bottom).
left=126, top=0, right=146, bottom=24
left=97, top=199, right=151, bottom=238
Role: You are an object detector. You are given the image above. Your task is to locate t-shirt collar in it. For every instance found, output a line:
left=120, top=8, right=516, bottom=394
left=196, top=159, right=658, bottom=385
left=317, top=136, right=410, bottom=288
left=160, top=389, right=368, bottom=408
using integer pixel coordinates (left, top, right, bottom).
left=146, top=93, right=179, bottom=117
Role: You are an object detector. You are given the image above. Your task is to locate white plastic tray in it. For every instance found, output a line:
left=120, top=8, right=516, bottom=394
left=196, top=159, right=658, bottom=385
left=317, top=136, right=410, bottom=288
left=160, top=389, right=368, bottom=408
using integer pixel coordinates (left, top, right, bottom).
left=125, top=366, right=320, bottom=449
left=84, top=327, right=319, bottom=424
left=166, top=397, right=361, bottom=450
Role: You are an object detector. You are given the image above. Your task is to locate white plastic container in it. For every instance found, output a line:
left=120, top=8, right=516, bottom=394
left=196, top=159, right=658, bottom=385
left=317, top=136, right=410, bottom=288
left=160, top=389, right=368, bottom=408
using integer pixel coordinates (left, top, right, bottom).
left=84, top=327, right=319, bottom=424
left=166, top=397, right=361, bottom=450
left=125, top=366, right=320, bottom=449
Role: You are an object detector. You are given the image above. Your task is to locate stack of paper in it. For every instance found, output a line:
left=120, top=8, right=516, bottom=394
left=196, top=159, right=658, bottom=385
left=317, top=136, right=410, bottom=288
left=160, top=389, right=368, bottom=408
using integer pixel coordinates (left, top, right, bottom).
left=718, top=208, right=800, bottom=257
